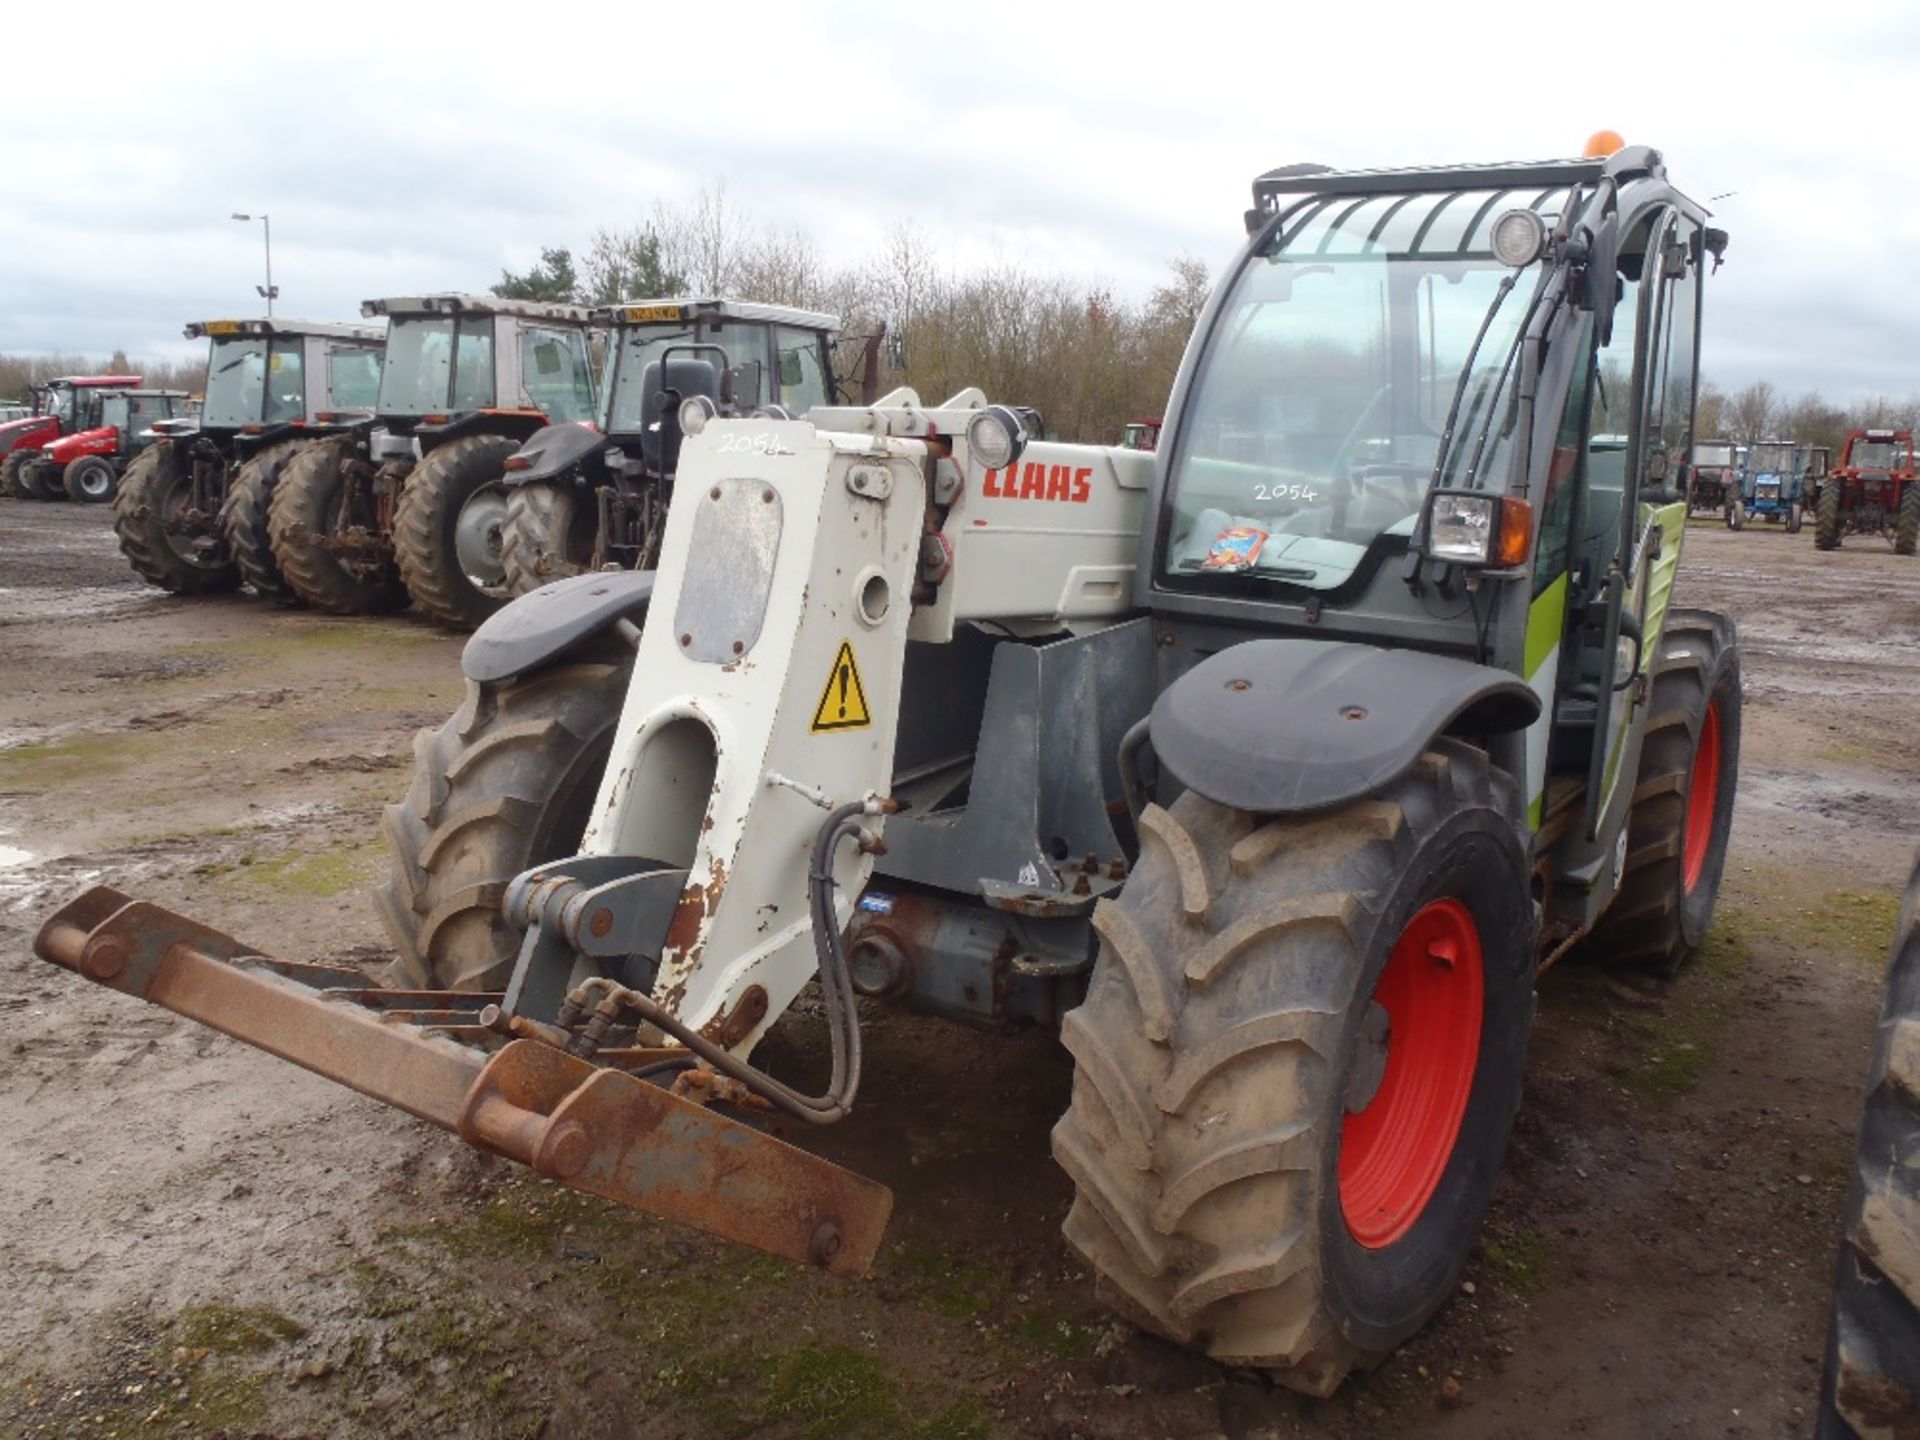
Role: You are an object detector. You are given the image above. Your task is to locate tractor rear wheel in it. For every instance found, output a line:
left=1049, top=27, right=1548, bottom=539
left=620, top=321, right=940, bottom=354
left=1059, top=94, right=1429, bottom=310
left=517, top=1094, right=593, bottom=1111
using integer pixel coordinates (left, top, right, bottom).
left=1053, top=741, right=1535, bottom=1395
left=1, top=451, right=33, bottom=498
left=1817, top=484, right=1844, bottom=551
left=1896, top=486, right=1919, bottom=557
left=377, top=650, right=632, bottom=990
left=501, top=480, right=596, bottom=595
left=1583, top=609, right=1740, bottom=975
left=1816, top=855, right=1920, bottom=1438
left=63, top=455, right=118, bottom=503
left=113, top=445, right=241, bottom=595
left=223, top=440, right=307, bottom=604
left=392, top=433, right=519, bottom=629
left=15, top=456, right=58, bottom=500
left=268, top=439, right=409, bottom=615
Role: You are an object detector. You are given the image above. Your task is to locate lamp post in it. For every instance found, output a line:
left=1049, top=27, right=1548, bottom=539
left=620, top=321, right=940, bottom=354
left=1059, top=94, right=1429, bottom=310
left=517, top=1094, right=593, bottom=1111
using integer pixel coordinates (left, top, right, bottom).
left=231, top=212, right=278, bottom=316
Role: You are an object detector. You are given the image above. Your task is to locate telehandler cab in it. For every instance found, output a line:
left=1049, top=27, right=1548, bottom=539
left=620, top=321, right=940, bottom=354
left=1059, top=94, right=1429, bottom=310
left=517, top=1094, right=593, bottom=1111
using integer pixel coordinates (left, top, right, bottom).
left=113, top=320, right=385, bottom=597
left=37, top=141, right=1740, bottom=1394
left=267, top=294, right=599, bottom=627
left=499, top=298, right=841, bottom=594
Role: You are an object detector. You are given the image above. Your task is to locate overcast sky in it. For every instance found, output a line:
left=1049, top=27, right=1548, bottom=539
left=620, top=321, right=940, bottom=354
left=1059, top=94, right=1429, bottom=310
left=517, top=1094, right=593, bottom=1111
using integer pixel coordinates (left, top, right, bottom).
left=4, top=1, right=1915, bottom=405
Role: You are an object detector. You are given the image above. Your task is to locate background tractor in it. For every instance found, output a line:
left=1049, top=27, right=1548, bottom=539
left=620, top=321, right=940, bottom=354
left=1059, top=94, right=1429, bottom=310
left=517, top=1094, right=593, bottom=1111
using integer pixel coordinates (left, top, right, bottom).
left=35, top=142, right=1739, bottom=1396
left=1688, top=438, right=1739, bottom=516
left=1727, top=438, right=1814, bottom=532
left=20, top=388, right=189, bottom=503
left=1817, top=852, right=1920, bottom=1437
left=0, top=374, right=143, bottom=498
left=1120, top=417, right=1163, bottom=451
left=1816, top=428, right=1919, bottom=554
left=114, top=319, right=385, bottom=597
left=499, top=298, right=839, bottom=594
left=268, top=294, right=598, bottom=626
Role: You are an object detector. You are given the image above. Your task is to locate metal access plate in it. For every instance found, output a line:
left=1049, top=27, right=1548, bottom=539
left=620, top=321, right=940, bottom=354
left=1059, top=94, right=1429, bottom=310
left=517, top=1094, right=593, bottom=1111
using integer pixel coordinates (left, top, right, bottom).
left=673, top=477, right=783, bottom=663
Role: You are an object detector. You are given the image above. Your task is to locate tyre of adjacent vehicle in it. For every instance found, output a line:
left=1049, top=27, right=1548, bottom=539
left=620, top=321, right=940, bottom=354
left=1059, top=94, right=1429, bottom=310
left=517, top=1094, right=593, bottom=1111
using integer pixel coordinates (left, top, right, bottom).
left=1817, top=856, right=1920, bottom=1438
left=1, top=450, right=33, bottom=498
left=392, top=433, right=520, bottom=629
left=1816, top=484, right=1844, bottom=550
left=377, top=652, right=632, bottom=991
left=1053, top=739, right=1535, bottom=1396
left=62, top=455, right=118, bottom=503
left=500, top=479, right=597, bottom=596
left=1582, top=608, right=1740, bottom=975
left=1786, top=500, right=1804, bottom=535
left=15, top=455, right=58, bottom=500
left=268, top=438, right=410, bottom=614
left=113, top=444, right=241, bottom=595
left=1727, top=500, right=1744, bottom=531
left=1896, top=485, right=1919, bottom=557
left=221, top=440, right=307, bottom=604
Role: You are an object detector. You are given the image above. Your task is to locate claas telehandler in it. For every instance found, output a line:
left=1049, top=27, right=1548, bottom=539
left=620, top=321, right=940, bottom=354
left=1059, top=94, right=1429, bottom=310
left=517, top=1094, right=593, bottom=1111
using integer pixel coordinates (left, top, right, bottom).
left=36, top=139, right=1740, bottom=1394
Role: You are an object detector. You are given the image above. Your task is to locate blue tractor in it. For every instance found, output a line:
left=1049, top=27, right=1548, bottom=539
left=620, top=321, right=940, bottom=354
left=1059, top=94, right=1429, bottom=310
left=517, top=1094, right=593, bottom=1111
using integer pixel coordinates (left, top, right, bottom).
left=1728, top=439, right=1816, bottom=533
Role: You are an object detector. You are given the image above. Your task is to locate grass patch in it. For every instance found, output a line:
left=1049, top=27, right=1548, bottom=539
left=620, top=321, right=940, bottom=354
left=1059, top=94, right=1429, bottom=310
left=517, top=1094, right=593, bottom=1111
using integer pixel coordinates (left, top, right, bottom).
left=0, top=729, right=168, bottom=789
left=891, top=1241, right=1007, bottom=1321
left=1747, top=887, right=1901, bottom=971
left=1612, top=921, right=1748, bottom=1104
left=222, top=835, right=385, bottom=897
left=1477, top=1230, right=1552, bottom=1299
left=762, top=1343, right=907, bottom=1440
left=172, top=1303, right=306, bottom=1354
left=1005, top=1309, right=1104, bottom=1359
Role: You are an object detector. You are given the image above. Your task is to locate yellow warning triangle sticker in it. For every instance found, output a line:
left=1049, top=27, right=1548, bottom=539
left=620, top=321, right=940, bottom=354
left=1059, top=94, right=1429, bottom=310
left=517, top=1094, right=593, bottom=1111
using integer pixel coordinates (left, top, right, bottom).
left=810, top=640, right=872, bottom=733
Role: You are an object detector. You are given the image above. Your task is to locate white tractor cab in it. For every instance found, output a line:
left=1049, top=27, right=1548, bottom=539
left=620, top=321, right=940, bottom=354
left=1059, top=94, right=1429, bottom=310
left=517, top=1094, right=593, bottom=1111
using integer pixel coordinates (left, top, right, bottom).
left=497, top=297, right=840, bottom=592
left=37, top=141, right=1742, bottom=1397
left=264, top=294, right=599, bottom=627
left=113, top=319, right=385, bottom=596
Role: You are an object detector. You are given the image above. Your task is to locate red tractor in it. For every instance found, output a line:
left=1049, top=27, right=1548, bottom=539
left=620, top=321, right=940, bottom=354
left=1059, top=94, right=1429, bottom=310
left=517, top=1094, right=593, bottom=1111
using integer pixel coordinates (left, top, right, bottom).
left=1815, top=428, right=1920, bottom=554
left=21, top=389, right=189, bottom=503
left=1120, top=417, right=1163, bottom=451
left=0, top=375, right=144, bottom=498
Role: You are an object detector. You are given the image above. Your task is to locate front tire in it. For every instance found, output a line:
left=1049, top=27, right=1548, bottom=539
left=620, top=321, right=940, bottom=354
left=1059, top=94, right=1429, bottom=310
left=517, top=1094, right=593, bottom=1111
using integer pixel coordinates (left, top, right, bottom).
left=1727, top=500, right=1745, bottom=531
left=15, top=456, right=58, bottom=500
left=377, top=653, right=632, bottom=990
left=1787, top=501, right=1804, bottom=535
left=63, top=455, right=118, bottom=503
left=1054, top=741, right=1535, bottom=1395
left=1817, top=484, right=1843, bottom=551
left=392, top=434, right=520, bottom=629
left=268, top=438, right=409, bottom=615
left=1896, top=486, right=1919, bottom=557
left=1817, top=856, right=1920, bottom=1438
left=501, top=479, right=597, bottom=595
left=113, top=445, right=241, bottom=595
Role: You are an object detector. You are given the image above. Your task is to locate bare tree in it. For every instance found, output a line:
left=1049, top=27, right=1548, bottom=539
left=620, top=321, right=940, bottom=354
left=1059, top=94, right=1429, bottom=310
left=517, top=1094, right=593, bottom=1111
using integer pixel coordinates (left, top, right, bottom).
left=1724, top=380, right=1777, bottom=444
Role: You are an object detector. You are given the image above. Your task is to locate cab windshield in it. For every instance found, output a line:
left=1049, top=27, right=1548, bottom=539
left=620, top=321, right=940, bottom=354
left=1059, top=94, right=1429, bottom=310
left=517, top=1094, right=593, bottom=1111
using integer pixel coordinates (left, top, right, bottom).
left=378, top=314, right=495, bottom=416
left=1163, top=186, right=1570, bottom=591
left=1748, top=443, right=1793, bottom=474
left=606, top=320, right=772, bottom=432
left=45, top=387, right=75, bottom=426
left=203, top=335, right=304, bottom=427
left=1850, top=440, right=1907, bottom=471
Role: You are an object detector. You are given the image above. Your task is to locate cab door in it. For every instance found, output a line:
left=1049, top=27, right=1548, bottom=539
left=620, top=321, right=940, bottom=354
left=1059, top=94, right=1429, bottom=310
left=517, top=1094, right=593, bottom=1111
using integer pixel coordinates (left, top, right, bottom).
left=1579, top=205, right=1700, bottom=842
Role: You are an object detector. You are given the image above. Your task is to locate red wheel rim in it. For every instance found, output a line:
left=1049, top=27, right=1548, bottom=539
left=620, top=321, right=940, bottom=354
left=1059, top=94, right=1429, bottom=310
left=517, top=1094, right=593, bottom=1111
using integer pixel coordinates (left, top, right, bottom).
left=1339, top=898, right=1484, bottom=1249
left=1682, top=698, right=1722, bottom=894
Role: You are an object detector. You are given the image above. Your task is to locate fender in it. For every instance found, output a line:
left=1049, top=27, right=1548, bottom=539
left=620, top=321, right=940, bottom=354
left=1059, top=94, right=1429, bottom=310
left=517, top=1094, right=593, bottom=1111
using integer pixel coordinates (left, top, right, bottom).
left=0, top=416, right=59, bottom=457
left=1150, top=639, right=1540, bottom=815
left=462, top=569, right=653, bottom=683
left=502, top=419, right=610, bottom=488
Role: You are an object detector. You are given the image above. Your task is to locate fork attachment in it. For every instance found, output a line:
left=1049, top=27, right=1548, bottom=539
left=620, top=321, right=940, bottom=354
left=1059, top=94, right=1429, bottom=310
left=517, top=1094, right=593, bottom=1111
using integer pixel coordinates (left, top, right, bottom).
left=34, top=885, right=892, bottom=1277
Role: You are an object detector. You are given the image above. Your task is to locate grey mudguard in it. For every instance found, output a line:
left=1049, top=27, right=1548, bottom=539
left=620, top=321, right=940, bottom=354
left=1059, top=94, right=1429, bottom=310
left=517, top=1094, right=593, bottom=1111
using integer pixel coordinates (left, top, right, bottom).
left=1151, top=639, right=1539, bottom=814
left=505, top=419, right=608, bottom=486
left=462, top=569, right=654, bottom=683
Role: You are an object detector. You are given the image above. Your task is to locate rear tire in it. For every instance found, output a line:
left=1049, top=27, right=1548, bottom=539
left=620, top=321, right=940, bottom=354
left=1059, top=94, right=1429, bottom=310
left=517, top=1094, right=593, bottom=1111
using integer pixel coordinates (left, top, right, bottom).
left=15, top=455, right=57, bottom=500
left=501, top=479, right=596, bottom=595
left=392, top=433, right=519, bottom=629
left=1054, top=742, right=1535, bottom=1395
left=268, top=438, right=409, bottom=615
left=1896, top=487, right=1919, bottom=557
left=1787, top=501, right=1804, bottom=535
left=1817, top=856, right=1920, bottom=1438
left=1, top=451, right=33, bottom=498
left=223, top=441, right=308, bottom=604
left=1583, top=609, right=1740, bottom=975
left=1727, top=500, right=1744, bottom=531
left=377, top=652, right=632, bottom=991
left=1817, top=484, right=1843, bottom=551
left=63, top=455, right=118, bottom=503
left=113, top=445, right=241, bottom=595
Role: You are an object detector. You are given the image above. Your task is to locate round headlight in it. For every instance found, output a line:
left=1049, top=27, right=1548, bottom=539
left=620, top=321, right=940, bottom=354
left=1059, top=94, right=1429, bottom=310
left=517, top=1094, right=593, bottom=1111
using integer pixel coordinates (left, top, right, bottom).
left=966, top=405, right=1026, bottom=472
left=1491, top=209, right=1547, bottom=268
left=678, top=395, right=717, bottom=436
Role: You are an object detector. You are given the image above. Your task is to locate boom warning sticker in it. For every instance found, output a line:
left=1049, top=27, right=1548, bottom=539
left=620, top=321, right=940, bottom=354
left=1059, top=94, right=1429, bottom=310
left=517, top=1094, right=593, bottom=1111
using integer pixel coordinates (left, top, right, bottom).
left=810, top=640, right=872, bottom=733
